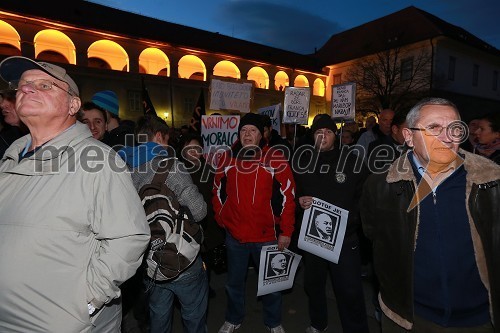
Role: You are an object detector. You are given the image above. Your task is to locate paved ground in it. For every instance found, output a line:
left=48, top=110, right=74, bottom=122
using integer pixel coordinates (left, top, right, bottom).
left=170, top=263, right=382, bottom=333
left=122, top=262, right=381, bottom=333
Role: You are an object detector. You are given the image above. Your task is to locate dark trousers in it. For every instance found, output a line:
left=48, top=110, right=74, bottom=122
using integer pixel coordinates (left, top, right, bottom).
left=304, top=235, right=369, bottom=333
left=382, top=313, right=494, bottom=333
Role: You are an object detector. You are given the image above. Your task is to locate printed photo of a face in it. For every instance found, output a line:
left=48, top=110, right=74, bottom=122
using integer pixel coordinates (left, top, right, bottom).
left=266, top=252, right=290, bottom=278
left=307, top=209, right=338, bottom=244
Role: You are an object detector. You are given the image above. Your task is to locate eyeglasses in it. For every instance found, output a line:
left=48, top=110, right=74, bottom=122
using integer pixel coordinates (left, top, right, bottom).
left=409, top=121, right=466, bottom=142
left=9, top=79, right=74, bottom=96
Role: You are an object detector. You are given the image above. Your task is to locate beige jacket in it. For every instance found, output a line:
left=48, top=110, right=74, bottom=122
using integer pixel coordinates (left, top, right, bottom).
left=0, top=122, right=150, bottom=332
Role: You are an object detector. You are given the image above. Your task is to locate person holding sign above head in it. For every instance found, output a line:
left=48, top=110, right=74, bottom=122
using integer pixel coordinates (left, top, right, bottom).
left=213, top=112, right=296, bottom=333
left=293, top=115, right=370, bottom=333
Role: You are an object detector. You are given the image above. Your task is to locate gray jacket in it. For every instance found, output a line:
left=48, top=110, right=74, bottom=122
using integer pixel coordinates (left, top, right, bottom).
left=0, top=122, right=150, bottom=332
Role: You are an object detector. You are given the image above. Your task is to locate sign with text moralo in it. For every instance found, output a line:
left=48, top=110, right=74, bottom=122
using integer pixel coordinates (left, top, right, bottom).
left=331, top=82, right=356, bottom=121
left=201, top=115, right=240, bottom=167
left=209, top=78, right=253, bottom=113
left=283, top=87, right=310, bottom=125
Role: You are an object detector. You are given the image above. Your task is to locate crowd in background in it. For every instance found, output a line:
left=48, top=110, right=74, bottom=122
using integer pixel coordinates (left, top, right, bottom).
left=0, top=56, right=499, bottom=333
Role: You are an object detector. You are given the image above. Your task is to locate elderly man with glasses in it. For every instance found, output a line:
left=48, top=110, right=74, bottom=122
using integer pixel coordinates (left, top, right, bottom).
left=360, top=97, right=500, bottom=333
left=0, top=56, right=150, bottom=332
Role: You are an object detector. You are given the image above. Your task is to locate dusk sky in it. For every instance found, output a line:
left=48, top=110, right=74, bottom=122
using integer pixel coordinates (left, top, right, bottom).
left=87, top=0, right=500, bottom=55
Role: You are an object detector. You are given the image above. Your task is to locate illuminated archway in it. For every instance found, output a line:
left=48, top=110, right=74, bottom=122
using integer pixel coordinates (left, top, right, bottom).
left=178, top=55, right=206, bottom=81
left=294, top=75, right=309, bottom=88
left=274, top=71, right=289, bottom=91
left=34, top=29, right=75, bottom=64
left=139, top=48, right=170, bottom=76
left=0, top=20, right=21, bottom=56
left=213, top=60, right=240, bottom=79
left=247, top=66, right=269, bottom=89
left=313, top=78, right=325, bottom=96
left=88, top=40, right=129, bottom=71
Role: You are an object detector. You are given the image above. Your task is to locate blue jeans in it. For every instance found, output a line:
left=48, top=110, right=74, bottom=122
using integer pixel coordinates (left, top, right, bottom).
left=224, top=232, right=282, bottom=328
left=145, top=256, right=208, bottom=333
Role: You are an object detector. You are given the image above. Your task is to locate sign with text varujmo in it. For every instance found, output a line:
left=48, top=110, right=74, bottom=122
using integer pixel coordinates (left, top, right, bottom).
left=201, top=115, right=240, bottom=167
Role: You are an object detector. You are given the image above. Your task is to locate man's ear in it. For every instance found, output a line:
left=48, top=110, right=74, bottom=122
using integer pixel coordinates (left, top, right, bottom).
left=153, top=131, right=168, bottom=145
left=391, top=124, right=399, bottom=137
left=402, top=128, right=414, bottom=148
left=68, top=97, right=81, bottom=116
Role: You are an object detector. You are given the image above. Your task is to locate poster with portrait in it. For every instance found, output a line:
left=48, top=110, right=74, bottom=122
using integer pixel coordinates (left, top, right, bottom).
left=297, top=197, right=349, bottom=263
left=257, top=245, right=302, bottom=296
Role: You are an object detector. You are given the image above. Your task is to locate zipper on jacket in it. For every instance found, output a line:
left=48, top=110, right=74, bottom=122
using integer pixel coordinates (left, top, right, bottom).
left=433, top=191, right=436, bottom=205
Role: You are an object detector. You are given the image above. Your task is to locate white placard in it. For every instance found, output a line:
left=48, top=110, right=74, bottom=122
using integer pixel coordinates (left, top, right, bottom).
left=297, top=197, right=349, bottom=263
left=283, top=87, right=310, bottom=124
left=201, top=115, right=240, bottom=167
left=258, top=103, right=281, bottom=133
left=209, top=78, right=253, bottom=113
left=331, top=82, right=356, bottom=120
left=257, top=245, right=302, bottom=296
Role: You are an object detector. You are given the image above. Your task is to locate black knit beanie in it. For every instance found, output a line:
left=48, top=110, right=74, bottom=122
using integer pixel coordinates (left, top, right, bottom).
left=238, top=113, right=264, bottom=136
left=310, top=116, right=337, bottom=135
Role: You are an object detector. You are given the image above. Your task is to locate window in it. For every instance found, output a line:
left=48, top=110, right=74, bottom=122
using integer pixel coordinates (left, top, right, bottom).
left=127, top=90, right=142, bottom=113
left=184, top=96, right=194, bottom=115
left=493, top=71, right=498, bottom=91
left=401, top=57, right=413, bottom=81
left=448, top=56, right=456, bottom=81
left=333, top=74, right=342, bottom=85
left=472, top=64, right=479, bottom=87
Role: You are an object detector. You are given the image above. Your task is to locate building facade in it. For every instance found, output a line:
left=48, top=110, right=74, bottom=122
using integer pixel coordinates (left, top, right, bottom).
left=1, top=2, right=498, bottom=128
left=0, top=0, right=327, bottom=128
left=316, top=6, right=500, bottom=122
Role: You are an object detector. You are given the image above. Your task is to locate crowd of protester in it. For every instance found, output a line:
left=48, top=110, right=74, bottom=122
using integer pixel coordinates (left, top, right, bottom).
left=0, top=56, right=499, bottom=333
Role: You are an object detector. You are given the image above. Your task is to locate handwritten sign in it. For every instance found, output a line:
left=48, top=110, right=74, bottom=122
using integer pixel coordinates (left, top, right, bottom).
left=283, top=87, right=310, bottom=124
left=257, top=245, right=302, bottom=296
left=201, top=115, right=240, bottom=167
left=209, top=78, right=253, bottom=113
left=258, top=103, right=281, bottom=133
left=331, top=83, right=356, bottom=120
left=298, top=197, right=349, bottom=263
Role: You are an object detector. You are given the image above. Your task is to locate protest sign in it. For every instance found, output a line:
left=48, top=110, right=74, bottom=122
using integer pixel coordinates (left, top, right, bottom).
left=209, top=78, right=253, bottom=113
left=331, top=82, right=356, bottom=120
left=283, top=87, right=310, bottom=124
left=201, top=114, right=240, bottom=167
left=257, top=245, right=302, bottom=296
left=298, top=197, right=349, bottom=263
left=258, top=103, right=281, bottom=133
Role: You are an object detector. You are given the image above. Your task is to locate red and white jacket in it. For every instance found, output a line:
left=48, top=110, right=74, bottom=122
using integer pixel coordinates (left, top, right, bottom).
left=212, top=144, right=296, bottom=243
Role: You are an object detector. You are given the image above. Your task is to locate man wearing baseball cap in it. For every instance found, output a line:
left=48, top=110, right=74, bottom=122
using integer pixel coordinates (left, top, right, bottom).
left=0, top=56, right=150, bottom=332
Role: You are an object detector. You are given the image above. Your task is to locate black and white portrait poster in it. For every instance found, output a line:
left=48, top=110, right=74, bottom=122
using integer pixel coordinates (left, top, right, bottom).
left=298, top=197, right=349, bottom=263
left=257, top=245, right=302, bottom=296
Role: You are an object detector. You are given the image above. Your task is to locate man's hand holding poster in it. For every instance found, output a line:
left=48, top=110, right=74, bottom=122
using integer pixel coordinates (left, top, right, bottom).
left=257, top=246, right=302, bottom=296
left=298, top=197, right=348, bottom=263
